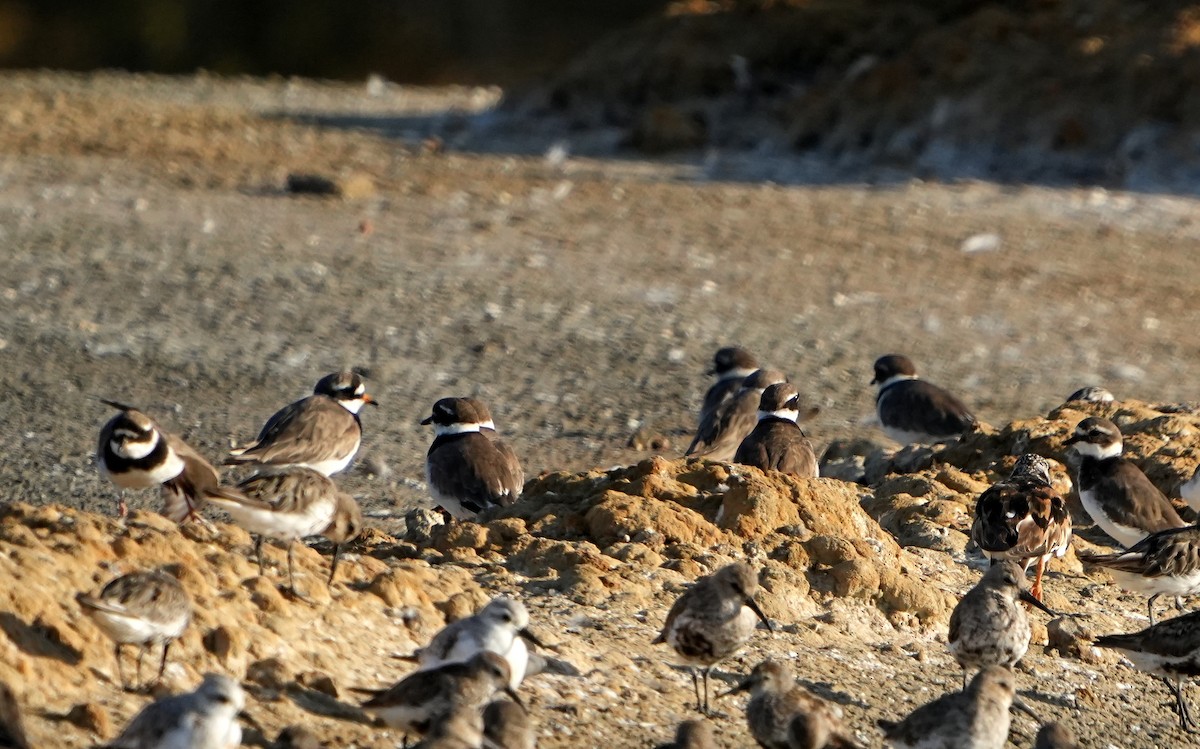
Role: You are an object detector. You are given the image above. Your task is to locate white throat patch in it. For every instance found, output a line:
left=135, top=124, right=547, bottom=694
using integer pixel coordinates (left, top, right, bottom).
left=112, top=431, right=160, bottom=460
left=434, top=421, right=486, bottom=436
left=1072, top=440, right=1122, bottom=460
left=876, top=374, right=918, bottom=390
left=758, top=408, right=800, bottom=423
left=339, top=398, right=367, bottom=414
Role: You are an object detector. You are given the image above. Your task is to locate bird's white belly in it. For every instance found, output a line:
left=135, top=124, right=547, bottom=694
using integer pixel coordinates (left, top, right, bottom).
left=1110, top=568, right=1200, bottom=598
left=1079, top=488, right=1148, bottom=547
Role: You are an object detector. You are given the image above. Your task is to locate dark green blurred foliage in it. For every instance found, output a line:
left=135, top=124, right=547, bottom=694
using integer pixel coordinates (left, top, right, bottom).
left=0, top=0, right=666, bottom=84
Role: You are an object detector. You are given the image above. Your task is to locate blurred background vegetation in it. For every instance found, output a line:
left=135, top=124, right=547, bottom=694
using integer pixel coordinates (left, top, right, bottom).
left=0, top=0, right=669, bottom=84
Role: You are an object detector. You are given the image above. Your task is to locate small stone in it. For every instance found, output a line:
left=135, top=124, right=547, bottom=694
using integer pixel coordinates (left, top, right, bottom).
left=66, top=703, right=109, bottom=735
left=960, top=233, right=1001, bottom=253
left=246, top=657, right=293, bottom=691
left=276, top=725, right=324, bottom=749
left=295, top=671, right=338, bottom=698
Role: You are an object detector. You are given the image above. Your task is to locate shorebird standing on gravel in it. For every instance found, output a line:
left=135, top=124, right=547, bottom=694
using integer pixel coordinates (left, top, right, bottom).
left=1078, top=524, right=1200, bottom=624
left=721, top=659, right=862, bottom=749
left=1064, top=416, right=1186, bottom=547
left=879, top=666, right=1018, bottom=749
left=1094, top=610, right=1200, bottom=732
left=97, top=399, right=244, bottom=521
left=360, top=652, right=520, bottom=743
left=422, top=397, right=524, bottom=520
left=106, top=673, right=244, bottom=749
left=206, top=466, right=362, bottom=594
left=870, top=354, right=977, bottom=445
left=734, top=382, right=819, bottom=479
left=970, top=454, right=1072, bottom=600
left=654, top=562, right=774, bottom=715
left=948, top=561, right=1056, bottom=690
left=226, top=371, right=376, bottom=476
left=76, top=569, right=192, bottom=691
left=687, top=369, right=791, bottom=462
left=696, top=346, right=760, bottom=430
left=417, top=597, right=545, bottom=690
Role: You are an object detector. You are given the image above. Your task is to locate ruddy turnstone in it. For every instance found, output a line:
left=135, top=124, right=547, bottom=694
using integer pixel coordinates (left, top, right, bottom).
left=207, top=466, right=362, bottom=594
left=418, top=597, right=545, bottom=690
left=106, top=673, right=244, bottom=749
left=734, top=383, right=819, bottom=479
left=870, top=354, right=977, bottom=445
left=697, top=347, right=760, bottom=430
left=1094, top=610, right=1200, bottom=732
left=483, top=699, right=535, bottom=749
left=1064, top=417, right=1186, bottom=547
left=97, top=399, right=243, bottom=521
left=1078, top=524, right=1200, bottom=624
left=654, top=562, right=773, bottom=714
left=76, top=569, right=192, bottom=691
left=686, top=369, right=791, bottom=463
left=226, top=371, right=376, bottom=476
left=970, top=454, right=1072, bottom=600
left=422, top=397, right=524, bottom=520
left=722, top=659, right=861, bottom=749
left=879, top=666, right=1017, bottom=749
left=361, top=652, right=519, bottom=743
left=948, top=561, right=1056, bottom=689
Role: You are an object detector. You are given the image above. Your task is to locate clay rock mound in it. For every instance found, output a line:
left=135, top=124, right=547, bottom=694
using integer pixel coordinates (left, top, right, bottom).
left=431, top=456, right=954, bottom=626
left=938, top=398, right=1200, bottom=493
left=0, top=502, right=482, bottom=747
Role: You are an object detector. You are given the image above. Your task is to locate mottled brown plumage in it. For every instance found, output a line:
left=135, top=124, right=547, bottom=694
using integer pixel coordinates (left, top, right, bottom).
left=655, top=563, right=773, bottom=714
left=1079, top=525, right=1200, bottom=624
left=971, top=454, right=1072, bottom=600
left=724, top=659, right=861, bottom=749
left=76, top=569, right=192, bottom=690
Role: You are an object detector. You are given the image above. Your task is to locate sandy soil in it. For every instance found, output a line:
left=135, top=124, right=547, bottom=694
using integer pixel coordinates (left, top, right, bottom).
left=2, top=71, right=1200, bottom=748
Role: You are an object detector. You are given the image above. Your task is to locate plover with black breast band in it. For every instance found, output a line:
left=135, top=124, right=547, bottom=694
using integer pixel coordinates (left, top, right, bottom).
left=97, top=399, right=244, bottom=522
left=870, top=354, right=977, bottom=445
left=226, top=370, right=376, bottom=477
left=1064, top=416, right=1186, bottom=548
left=734, top=382, right=819, bottom=479
left=422, top=397, right=524, bottom=520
